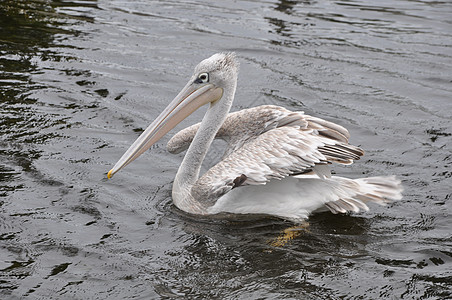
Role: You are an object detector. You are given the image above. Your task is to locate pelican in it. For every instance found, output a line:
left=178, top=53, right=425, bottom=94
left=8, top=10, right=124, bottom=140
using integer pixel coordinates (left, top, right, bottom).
left=108, top=53, right=402, bottom=222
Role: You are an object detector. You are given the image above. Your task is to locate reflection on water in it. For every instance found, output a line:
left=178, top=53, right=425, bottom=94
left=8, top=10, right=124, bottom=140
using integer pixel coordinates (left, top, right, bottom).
left=1, top=0, right=451, bottom=298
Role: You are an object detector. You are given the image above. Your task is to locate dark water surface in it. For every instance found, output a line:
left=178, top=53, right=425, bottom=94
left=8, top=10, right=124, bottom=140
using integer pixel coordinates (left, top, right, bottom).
left=1, top=0, right=451, bottom=298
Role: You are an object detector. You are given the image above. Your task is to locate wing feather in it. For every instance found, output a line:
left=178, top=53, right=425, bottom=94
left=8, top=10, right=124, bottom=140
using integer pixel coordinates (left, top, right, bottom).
left=167, top=105, right=309, bottom=156
left=192, top=126, right=363, bottom=204
left=166, top=105, right=364, bottom=204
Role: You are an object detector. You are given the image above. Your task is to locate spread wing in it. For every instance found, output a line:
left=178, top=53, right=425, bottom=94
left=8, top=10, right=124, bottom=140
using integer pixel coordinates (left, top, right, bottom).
left=167, top=105, right=351, bottom=157
left=191, top=126, right=364, bottom=204
left=167, top=105, right=363, bottom=204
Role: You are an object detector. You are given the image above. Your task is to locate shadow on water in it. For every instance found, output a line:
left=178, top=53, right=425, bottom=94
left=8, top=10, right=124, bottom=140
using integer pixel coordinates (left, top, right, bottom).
left=148, top=209, right=375, bottom=298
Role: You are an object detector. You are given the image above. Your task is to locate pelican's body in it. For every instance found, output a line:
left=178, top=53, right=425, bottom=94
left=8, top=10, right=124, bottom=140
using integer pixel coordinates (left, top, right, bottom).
left=108, top=53, right=402, bottom=222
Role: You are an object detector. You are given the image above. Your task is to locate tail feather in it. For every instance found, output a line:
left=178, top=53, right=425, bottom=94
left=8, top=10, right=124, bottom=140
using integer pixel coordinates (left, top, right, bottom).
left=325, top=175, right=403, bottom=214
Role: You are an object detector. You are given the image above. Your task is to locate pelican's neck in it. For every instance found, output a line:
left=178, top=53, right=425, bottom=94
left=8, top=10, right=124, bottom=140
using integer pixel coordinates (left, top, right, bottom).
left=172, top=82, right=236, bottom=213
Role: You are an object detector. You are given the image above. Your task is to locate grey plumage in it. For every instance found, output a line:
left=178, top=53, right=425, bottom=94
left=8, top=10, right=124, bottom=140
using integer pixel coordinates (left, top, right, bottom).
left=168, top=105, right=367, bottom=206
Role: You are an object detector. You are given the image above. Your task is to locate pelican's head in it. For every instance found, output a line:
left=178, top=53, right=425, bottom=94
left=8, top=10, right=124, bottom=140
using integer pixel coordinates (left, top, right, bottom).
left=192, top=52, right=239, bottom=91
left=107, top=52, right=239, bottom=179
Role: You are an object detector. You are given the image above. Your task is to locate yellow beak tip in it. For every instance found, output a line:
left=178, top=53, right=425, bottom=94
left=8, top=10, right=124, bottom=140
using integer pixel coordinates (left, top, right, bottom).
left=107, top=169, right=113, bottom=179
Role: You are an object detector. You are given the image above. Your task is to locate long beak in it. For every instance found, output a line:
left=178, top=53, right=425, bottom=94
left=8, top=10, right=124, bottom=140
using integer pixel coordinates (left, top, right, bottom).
left=107, top=82, right=223, bottom=179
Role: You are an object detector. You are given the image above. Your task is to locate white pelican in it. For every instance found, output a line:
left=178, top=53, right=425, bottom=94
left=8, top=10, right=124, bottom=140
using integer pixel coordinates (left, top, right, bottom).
left=108, top=53, right=402, bottom=222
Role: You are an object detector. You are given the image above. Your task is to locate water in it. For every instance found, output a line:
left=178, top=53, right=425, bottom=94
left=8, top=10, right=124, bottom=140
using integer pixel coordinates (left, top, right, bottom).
left=1, top=0, right=451, bottom=298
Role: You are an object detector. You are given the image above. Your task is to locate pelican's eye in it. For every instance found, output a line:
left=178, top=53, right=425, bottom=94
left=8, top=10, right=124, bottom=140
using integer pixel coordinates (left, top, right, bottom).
left=195, top=72, right=209, bottom=84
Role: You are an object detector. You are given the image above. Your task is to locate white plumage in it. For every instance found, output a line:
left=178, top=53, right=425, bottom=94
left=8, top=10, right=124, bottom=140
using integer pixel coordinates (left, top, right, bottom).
left=108, top=53, right=403, bottom=222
